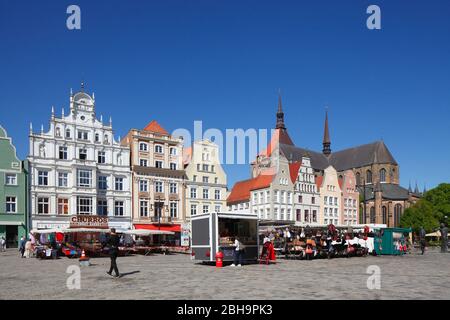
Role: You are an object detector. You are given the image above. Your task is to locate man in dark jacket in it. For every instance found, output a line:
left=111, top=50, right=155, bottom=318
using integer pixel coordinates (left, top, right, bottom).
left=19, top=236, right=26, bottom=258
left=439, top=223, right=448, bottom=253
left=106, top=228, right=120, bottom=278
left=419, top=227, right=426, bottom=255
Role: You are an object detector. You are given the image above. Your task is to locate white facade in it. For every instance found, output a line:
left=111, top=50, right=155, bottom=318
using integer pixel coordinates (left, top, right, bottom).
left=184, top=140, right=227, bottom=219
left=28, top=90, right=132, bottom=230
left=319, top=166, right=342, bottom=225
left=293, top=156, right=321, bottom=225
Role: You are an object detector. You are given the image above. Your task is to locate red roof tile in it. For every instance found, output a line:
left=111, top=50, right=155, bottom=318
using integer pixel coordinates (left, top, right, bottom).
left=143, top=120, right=169, bottom=135
left=289, top=161, right=301, bottom=183
left=227, top=174, right=275, bottom=205
left=315, top=176, right=323, bottom=189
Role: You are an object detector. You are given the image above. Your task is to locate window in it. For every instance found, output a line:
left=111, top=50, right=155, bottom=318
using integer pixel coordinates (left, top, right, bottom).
left=191, top=204, right=197, bottom=216
left=304, top=210, right=309, bottom=222
left=202, top=205, right=209, bottom=214
left=170, top=148, right=177, bottom=156
left=215, top=177, right=218, bottom=184
left=203, top=189, right=209, bottom=199
left=5, top=174, right=17, bottom=186
left=98, top=176, right=108, bottom=190
left=38, top=171, right=48, bottom=186
left=114, top=201, right=124, bottom=216
left=202, top=164, right=209, bottom=172
left=379, top=168, right=386, bottom=183
left=155, top=161, right=163, bottom=168
left=77, top=170, right=92, bottom=187
left=296, top=209, right=302, bottom=222
left=170, top=163, right=177, bottom=170
left=298, top=195, right=303, bottom=203
left=77, top=130, right=89, bottom=141
left=334, top=197, right=338, bottom=206
left=211, top=165, right=215, bottom=173
left=170, top=202, right=177, bottom=218
left=356, top=172, right=361, bottom=186
left=193, top=175, right=197, bottom=182
left=65, top=129, right=71, bottom=138
left=140, top=159, right=148, bottom=167
left=115, top=177, right=124, bottom=191
left=139, top=143, right=148, bottom=152
left=6, top=196, right=16, bottom=213
left=95, top=133, right=100, bottom=143
left=313, top=210, right=317, bottom=223
left=58, top=172, right=68, bottom=187
left=394, top=204, right=403, bottom=226
left=37, top=197, right=49, bottom=214
left=98, top=151, right=106, bottom=164
left=190, top=188, right=197, bottom=199
left=366, top=170, right=372, bottom=184
left=215, top=205, right=221, bottom=212
left=97, top=200, right=108, bottom=216
left=79, top=148, right=87, bottom=160
left=311, top=196, right=315, bottom=204
left=370, top=207, right=376, bottom=223
left=77, top=197, right=92, bottom=215
left=139, top=180, right=148, bottom=192
left=155, top=181, right=163, bottom=193
left=140, top=199, right=149, bottom=217
left=57, top=198, right=69, bottom=215
left=59, top=146, right=68, bottom=160
left=382, top=206, right=387, bottom=225
left=202, top=176, right=209, bottom=183
left=155, top=145, right=163, bottom=153
left=169, top=183, right=177, bottom=194
left=215, top=189, right=221, bottom=200
left=324, top=196, right=327, bottom=205
left=274, top=190, right=279, bottom=203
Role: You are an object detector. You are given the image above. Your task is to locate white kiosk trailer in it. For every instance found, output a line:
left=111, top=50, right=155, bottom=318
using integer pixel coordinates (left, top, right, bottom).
left=191, top=212, right=259, bottom=264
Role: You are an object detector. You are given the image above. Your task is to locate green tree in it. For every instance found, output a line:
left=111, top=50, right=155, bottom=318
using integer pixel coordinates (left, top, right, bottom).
left=400, top=200, right=439, bottom=233
left=422, top=183, right=450, bottom=222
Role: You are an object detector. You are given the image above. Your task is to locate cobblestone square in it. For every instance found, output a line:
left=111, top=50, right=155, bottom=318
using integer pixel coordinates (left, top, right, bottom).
left=0, top=249, right=449, bottom=300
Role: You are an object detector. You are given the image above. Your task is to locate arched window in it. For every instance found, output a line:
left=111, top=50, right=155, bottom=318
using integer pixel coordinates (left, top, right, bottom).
left=356, top=172, right=361, bottom=186
left=379, top=168, right=386, bottom=183
left=394, top=204, right=403, bottom=226
left=366, top=170, right=372, bottom=184
left=370, top=207, right=376, bottom=223
left=382, top=206, right=387, bottom=225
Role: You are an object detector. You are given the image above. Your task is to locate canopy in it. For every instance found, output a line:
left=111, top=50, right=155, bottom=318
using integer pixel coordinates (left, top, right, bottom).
left=62, top=228, right=110, bottom=233
left=134, top=224, right=181, bottom=232
left=122, top=229, right=174, bottom=236
left=30, top=228, right=63, bottom=234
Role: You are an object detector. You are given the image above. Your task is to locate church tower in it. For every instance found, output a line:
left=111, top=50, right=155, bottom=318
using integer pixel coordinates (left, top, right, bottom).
left=322, top=109, right=331, bottom=156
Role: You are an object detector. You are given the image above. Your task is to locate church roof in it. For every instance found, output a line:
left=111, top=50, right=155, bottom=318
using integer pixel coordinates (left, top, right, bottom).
left=358, top=183, right=411, bottom=201
left=280, top=140, right=398, bottom=171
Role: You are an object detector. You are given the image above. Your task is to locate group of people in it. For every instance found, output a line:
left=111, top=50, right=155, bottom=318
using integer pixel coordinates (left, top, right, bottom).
left=418, top=223, right=449, bottom=255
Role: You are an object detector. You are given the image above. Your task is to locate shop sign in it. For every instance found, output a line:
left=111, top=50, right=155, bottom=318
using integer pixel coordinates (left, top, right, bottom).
left=70, top=216, right=109, bottom=229
left=181, top=223, right=191, bottom=247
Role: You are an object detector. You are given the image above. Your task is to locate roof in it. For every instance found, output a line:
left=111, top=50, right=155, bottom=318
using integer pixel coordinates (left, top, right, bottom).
left=315, top=176, right=323, bottom=189
left=289, top=162, right=301, bottom=183
left=280, top=140, right=398, bottom=171
left=259, top=128, right=294, bottom=157
left=143, top=120, right=169, bottom=135
left=227, top=174, right=275, bottom=205
left=358, top=183, right=414, bottom=201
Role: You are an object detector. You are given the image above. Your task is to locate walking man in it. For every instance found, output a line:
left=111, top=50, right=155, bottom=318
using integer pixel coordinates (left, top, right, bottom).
left=439, top=223, right=448, bottom=253
left=106, top=228, right=121, bottom=278
left=19, top=236, right=26, bottom=258
left=0, top=237, right=6, bottom=252
left=419, top=227, right=426, bottom=255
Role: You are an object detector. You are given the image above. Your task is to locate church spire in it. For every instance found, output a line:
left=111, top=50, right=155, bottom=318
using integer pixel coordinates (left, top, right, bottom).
left=275, top=92, right=286, bottom=130
left=322, top=108, right=331, bottom=156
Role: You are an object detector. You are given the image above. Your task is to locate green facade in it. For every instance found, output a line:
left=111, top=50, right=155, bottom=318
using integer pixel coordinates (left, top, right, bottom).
left=0, top=125, right=28, bottom=248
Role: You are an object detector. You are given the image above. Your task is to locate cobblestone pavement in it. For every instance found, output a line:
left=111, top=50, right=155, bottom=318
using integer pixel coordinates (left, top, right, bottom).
left=0, top=249, right=449, bottom=300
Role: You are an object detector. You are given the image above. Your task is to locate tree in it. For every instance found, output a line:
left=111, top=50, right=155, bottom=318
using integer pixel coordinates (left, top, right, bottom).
left=400, top=200, right=439, bottom=233
left=400, top=183, right=450, bottom=232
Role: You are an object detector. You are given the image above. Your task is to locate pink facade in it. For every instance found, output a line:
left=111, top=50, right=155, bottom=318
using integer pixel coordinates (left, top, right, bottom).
left=340, top=170, right=360, bottom=225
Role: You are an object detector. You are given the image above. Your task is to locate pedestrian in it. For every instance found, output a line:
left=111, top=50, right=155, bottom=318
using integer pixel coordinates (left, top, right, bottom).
left=106, top=228, right=121, bottom=278
left=231, top=236, right=244, bottom=267
left=439, top=223, right=448, bottom=253
left=419, top=226, right=426, bottom=255
left=19, top=236, right=26, bottom=258
left=0, top=237, right=6, bottom=252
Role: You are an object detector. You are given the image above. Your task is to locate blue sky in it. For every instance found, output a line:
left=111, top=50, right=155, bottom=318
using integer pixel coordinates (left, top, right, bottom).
left=1, top=0, right=449, bottom=190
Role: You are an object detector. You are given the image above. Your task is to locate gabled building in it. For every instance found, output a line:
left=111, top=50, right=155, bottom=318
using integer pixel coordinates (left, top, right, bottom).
left=28, top=87, right=132, bottom=231
left=340, top=170, right=359, bottom=226
left=183, top=140, right=227, bottom=218
left=316, top=166, right=341, bottom=225
left=0, top=126, right=28, bottom=248
left=122, top=120, right=186, bottom=237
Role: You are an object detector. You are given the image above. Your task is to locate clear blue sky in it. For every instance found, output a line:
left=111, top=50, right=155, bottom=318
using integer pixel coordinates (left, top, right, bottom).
left=1, top=0, right=449, bottom=191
